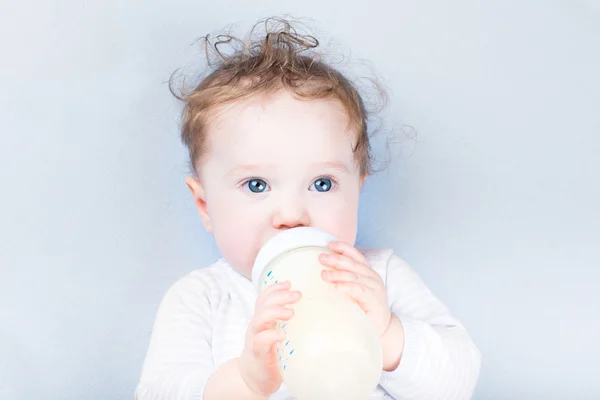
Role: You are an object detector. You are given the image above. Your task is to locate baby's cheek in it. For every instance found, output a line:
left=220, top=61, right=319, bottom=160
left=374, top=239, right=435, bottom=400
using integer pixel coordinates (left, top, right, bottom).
left=314, top=207, right=359, bottom=245
left=334, top=221, right=359, bottom=247
left=215, top=223, right=258, bottom=278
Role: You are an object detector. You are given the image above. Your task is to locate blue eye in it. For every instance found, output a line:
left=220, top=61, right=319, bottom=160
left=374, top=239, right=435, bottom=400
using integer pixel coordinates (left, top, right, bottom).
left=311, top=177, right=334, bottom=192
left=244, top=178, right=269, bottom=193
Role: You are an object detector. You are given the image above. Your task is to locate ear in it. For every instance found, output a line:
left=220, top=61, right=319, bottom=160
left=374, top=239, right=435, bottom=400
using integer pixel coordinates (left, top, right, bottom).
left=185, top=176, right=213, bottom=233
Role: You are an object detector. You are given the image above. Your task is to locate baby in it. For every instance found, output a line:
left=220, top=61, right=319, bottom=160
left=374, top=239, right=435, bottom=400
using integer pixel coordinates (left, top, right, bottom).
left=135, top=17, right=481, bottom=400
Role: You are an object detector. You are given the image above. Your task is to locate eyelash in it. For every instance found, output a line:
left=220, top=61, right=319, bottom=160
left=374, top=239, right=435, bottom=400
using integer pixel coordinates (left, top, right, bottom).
left=239, top=175, right=339, bottom=191
left=314, top=175, right=339, bottom=189
left=239, top=176, right=265, bottom=188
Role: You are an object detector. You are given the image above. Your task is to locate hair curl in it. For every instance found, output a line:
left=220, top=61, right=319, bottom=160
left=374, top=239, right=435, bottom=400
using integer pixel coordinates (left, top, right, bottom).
left=169, top=17, right=383, bottom=176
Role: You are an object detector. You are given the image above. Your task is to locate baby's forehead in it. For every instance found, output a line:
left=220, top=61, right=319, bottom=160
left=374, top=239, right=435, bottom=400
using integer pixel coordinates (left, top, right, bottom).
left=215, top=133, right=356, bottom=168
left=207, top=92, right=356, bottom=148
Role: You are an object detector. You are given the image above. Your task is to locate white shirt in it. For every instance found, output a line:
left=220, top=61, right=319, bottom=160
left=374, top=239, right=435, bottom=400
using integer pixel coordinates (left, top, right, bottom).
left=135, top=248, right=481, bottom=400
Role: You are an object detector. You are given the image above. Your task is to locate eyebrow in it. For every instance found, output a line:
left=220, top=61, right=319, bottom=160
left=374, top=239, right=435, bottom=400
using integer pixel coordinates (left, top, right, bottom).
left=226, top=161, right=350, bottom=176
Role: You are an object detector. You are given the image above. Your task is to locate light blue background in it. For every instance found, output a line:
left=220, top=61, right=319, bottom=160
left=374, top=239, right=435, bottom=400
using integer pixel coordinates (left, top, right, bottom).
left=1, top=1, right=598, bottom=399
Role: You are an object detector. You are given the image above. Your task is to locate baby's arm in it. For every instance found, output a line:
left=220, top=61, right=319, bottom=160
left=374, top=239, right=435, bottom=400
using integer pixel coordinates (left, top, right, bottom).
left=135, top=275, right=225, bottom=400
left=379, top=255, right=482, bottom=400
left=135, top=274, right=301, bottom=400
left=134, top=276, right=217, bottom=399
left=135, top=276, right=263, bottom=400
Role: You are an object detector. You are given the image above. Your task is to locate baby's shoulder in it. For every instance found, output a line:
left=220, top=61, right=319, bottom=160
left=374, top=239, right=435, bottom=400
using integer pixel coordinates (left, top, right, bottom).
left=357, top=247, right=413, bottom=279
left=357, top=246, right=394, bottom=271
left=165, top=258, right=230, bottom=299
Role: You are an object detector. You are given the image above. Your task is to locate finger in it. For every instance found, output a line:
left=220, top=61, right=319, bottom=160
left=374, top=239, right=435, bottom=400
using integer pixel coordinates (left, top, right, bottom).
left=260, top=289, right=302, bottom=309
left=262, top=280, right=291, bottom=294
left=333, top=282, right=377, bottom=309
left=256, top=281, right=293, bottom=308
left=250, top=306, right=294, bottom=334
left=319, top=252, right=371, bottom=276
left=253, top=329, right=285, bottom=356
left=327, top=241, right=368, bottom=264
left=322, top=269, right=359, bottom=283
left=321, top=269, right=380, bottom=291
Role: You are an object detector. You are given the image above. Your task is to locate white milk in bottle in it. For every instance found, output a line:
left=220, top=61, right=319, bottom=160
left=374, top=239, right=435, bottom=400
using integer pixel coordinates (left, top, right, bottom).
left=251, top=227, right=382, bottom=400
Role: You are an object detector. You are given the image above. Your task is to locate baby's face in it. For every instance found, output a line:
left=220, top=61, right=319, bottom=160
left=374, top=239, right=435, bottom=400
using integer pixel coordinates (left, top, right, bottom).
left=187, top=89, right=365, bottom=278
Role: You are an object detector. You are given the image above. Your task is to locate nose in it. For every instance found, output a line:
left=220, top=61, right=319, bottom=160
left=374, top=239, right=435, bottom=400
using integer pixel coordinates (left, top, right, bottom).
left=271, top=198, right=311, bottom=230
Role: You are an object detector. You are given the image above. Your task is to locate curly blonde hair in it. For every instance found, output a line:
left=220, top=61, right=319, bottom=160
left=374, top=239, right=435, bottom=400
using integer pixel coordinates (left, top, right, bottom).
left=169, top=17, right=381, bottom=176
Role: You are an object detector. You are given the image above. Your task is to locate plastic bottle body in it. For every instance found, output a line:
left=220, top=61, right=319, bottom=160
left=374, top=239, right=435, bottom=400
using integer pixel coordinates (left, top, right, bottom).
left=256, top=246, right=382, bottom=400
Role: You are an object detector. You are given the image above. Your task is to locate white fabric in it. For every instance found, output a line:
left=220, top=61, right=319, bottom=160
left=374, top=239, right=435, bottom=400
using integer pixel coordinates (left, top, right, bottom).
left=135, top=248, right=481, bottom=400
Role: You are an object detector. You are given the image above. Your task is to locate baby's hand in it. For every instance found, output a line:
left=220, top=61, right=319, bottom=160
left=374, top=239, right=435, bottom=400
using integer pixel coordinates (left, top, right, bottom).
left=239, top=281, right=301, bottom=398
left=319, top=242, right=392, bottom=337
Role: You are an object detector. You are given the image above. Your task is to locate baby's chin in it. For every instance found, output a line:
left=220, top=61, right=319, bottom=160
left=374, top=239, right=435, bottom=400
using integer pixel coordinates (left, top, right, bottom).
left=225, top=257, right=254, bottom=280
left=217, top=243, right=257, bottom=280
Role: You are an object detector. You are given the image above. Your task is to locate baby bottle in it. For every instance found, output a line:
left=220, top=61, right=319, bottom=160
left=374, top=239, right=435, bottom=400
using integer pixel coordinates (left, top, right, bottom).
left=251, top=227, right=382, bottom=400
